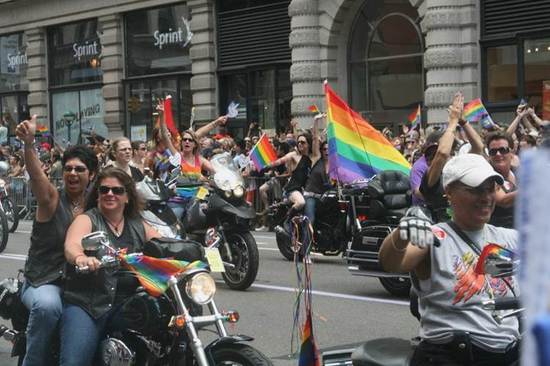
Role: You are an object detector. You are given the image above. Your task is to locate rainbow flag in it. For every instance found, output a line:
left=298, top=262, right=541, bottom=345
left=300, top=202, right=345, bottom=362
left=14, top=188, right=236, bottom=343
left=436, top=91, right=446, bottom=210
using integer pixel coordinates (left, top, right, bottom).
left=120, top=253, right=209, bottom=297
left=299, top=314, right=321, bottom=366
left=249, top=134, right=277, bottom=171
left=37, top=125, right=49, bottom=135
left=464, top=98, right=496, bottom=129
left=308, top=105, right=320, bottom=114
left=408, top=105, right=421, bottom=131
left=324, top=82, right=411, bottom=183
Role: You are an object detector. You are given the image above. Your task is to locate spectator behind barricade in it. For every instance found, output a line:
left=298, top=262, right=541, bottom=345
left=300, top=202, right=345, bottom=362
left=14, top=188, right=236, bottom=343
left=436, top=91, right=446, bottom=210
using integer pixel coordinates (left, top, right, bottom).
left=49, top=150, right=63, bottom=184
left=8, top=152, right=25, bottom=178
left=419, top=91, right=485, bottom=222
left=486, top=131, right=517, bottom=229
left=107, top=137, right=144, bottom=182
left=0, top=118, right=7, bottom=145
left=130, top=140, right=147, bottom=174
left=233, top=139, right=249, bottom=171
left=257, top=141, right=290, bottom=221
left=247, top=121, right=262, bottom=138
left=213, top=125, right=231, bottom=140
left=410, top=131, right=443, bottom=206
left=404, top=130, right=421, bottom=163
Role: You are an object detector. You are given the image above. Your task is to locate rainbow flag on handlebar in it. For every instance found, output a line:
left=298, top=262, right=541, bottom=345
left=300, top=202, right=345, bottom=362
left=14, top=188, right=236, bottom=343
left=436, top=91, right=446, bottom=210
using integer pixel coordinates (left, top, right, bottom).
left=120, top=252, right=208, bottom=297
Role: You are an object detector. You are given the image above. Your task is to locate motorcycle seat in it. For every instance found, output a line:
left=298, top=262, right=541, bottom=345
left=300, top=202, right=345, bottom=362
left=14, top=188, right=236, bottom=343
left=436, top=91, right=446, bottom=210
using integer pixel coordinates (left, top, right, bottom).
left=351, top=337, right=413, bottom=366
left=366, top=171, right=411, bottom=219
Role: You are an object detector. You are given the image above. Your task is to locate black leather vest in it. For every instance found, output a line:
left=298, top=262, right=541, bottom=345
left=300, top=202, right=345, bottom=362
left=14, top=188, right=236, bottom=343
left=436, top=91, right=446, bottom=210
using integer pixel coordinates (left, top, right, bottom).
left=24, top=190, right=73, bottom=287
left=63, top=208, right=146, bottom=319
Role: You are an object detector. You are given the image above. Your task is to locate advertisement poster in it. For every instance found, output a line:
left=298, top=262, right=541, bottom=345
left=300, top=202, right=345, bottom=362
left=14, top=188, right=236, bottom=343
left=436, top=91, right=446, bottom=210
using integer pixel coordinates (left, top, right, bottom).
left=543, top=81, right=550, bottom=120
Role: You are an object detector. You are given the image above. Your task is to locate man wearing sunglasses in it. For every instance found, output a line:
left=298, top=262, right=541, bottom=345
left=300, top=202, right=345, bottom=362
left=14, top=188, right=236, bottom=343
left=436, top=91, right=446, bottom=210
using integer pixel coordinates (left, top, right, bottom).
left=486, top=131, right=517, bottom=229
left=15, top=115, right=98, bottom=366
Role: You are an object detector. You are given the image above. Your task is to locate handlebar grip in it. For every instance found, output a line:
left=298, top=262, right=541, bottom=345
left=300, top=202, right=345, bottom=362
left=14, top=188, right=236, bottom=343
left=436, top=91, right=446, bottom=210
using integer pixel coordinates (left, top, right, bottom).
left=494, top=298, right=520, bottom=311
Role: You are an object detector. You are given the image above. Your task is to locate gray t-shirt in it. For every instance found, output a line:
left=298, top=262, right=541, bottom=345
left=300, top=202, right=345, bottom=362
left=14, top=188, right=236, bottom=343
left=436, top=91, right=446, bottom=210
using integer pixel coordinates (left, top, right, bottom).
left=416, top=222, right=519, bottom=352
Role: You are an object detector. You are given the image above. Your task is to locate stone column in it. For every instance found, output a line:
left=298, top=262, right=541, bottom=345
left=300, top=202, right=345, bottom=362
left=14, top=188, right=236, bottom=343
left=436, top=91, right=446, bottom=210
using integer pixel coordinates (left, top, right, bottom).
left=189, top=0, right=216, bottom=126
left=25, top=28, right=48, bottom=122
left=99, top=14, right=124, bottom=137
left=422, top=0, right=478, bottom=123
left=289, top=0, right=324, bottom=128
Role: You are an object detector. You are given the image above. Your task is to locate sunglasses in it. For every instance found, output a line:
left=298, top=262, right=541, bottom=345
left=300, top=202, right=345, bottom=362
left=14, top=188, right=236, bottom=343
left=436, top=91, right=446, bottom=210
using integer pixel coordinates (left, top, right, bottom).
left=457, top=182, right=497, bottom=195
left=98, top=185, right=126, bottom=195
left=182, top=138, right=194, bottom=143
left=488, top=147, right=511, bottom=156
left=63, top=165, right=87, bottom=173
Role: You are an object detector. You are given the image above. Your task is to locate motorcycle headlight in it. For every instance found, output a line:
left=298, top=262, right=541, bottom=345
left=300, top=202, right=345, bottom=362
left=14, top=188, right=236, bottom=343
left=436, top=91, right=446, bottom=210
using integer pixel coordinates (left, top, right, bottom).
left=224, top=190, right=232, bottom=198
left=185, top=273, right=216, bottom=305
left=233, top=185, right=244, bottom=198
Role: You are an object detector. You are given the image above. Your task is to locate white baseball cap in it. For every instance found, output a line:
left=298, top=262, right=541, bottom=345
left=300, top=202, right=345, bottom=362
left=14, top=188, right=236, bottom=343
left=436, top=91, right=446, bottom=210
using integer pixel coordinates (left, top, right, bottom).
left=442, top=153, right=504, bottom=189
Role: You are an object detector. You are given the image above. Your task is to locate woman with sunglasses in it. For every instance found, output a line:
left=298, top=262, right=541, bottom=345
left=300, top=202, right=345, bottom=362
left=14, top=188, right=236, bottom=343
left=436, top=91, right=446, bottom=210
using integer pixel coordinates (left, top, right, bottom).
left=15, top=115, right=99, bottom=366
left=485, top=131, right=517, bottom=228
left=266, top=115, right=321, bottom=219
left=61, top=167, right=161, bottom=365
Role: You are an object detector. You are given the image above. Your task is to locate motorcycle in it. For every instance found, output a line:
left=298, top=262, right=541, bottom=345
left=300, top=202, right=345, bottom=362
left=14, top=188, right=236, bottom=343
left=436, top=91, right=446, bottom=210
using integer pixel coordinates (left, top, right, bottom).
left=272, top=188, right=351, bottom=261
left=182, top=153, right=259, bottom=291
left=344, top=171, right=413, bottom=297
left=322, top=241, right=522, bottom=365
left=0, top=177, right=18, bottom=233
left=0, top=231, right=273, bottom=365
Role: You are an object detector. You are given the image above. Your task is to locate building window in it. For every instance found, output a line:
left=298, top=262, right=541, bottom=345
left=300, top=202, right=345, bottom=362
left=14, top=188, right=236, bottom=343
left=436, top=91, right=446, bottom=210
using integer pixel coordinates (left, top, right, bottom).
left=48, top=20, right=106, bottom=146
left=483, top=36, right=550, bottom=116
left=219, top=67, right=291, bottom=137
left=348, top=0, right=423, bottom=127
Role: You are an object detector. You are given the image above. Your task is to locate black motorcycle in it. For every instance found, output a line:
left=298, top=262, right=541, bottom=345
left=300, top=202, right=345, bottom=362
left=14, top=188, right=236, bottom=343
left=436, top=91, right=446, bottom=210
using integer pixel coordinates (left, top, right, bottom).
left=0, top=231, right=272, bottom=365
left=182, top=153, right=259, bottom=291
left=272, top=188, right=351, bottom=261
left=344, top=171, right=412, bottom=297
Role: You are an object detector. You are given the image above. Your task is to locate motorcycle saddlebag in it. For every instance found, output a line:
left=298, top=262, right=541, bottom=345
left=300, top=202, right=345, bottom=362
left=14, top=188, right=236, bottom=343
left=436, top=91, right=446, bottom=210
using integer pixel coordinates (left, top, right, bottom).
left=143, top=237, right=205, bottom=262
left=0, top=278, right=25, bottom=322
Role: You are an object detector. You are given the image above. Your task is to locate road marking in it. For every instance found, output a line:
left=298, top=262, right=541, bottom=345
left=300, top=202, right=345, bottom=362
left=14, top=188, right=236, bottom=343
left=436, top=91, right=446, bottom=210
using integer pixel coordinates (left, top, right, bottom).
left=248, top=283, right=409, bottom=306
left=15, top=230, right=31, bottom=234
left=258, top=247, right=279, bottom=252
left=0, top=253, right=27, bottom=261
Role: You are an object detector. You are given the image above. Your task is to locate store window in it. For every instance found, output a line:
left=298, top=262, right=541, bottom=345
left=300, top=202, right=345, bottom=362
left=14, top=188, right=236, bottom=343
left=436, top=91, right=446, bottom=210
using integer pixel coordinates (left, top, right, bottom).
left=0, top=32, right=29, bottom=140
left=348, top=0, right=423, bottom=127
left=219, top=68, right=291, bottom=136
left=48, top=20, right=106, bottom=146
left=125, top=4, right=193, bottom=140
left=483, top=37, right=550, bottom=116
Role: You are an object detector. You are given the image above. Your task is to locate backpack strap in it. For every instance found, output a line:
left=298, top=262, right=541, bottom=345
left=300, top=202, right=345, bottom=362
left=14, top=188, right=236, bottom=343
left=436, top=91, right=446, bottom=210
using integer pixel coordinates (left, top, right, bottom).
left=446, top=221, right=481, bottom=255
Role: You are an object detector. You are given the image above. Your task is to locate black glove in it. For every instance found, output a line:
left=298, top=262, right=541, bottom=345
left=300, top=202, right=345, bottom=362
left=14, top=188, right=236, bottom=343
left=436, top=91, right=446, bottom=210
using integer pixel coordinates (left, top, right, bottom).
left=398, top=206, right=436, bottom=249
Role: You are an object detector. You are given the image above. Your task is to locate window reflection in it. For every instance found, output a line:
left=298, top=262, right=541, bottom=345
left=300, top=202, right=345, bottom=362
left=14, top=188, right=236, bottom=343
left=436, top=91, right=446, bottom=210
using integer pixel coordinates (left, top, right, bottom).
left=486, top=45, right=517, bottom=102
left=524, top=38, right=550, bottom=110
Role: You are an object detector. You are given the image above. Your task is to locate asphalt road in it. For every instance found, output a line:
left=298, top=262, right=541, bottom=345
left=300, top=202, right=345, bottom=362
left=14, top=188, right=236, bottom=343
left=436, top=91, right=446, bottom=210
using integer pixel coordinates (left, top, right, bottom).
left=0, top=221, right=419, bottom=365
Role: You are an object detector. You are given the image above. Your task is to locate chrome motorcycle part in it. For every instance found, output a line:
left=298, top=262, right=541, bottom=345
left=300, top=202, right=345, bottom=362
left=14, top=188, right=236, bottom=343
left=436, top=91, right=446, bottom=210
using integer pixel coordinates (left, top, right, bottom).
left=186, top=272, right=216, bottom=304
left=99, top=337, right=135, bottom=366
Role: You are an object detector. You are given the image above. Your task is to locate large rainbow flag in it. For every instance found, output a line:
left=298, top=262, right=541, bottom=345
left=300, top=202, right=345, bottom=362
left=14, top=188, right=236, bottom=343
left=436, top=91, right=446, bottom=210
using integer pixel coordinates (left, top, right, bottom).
left=249, top=134, right=277, bottom=171
left=325, top=82, right=410, bottom=183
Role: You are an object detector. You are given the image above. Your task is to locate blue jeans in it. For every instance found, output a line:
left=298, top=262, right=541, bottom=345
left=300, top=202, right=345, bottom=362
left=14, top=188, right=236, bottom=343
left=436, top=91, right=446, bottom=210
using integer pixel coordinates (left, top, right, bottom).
left=59, top=304, right=113, bottom=366
left=304, top=196, right=318, bottom=227
left=20, top=281, right=63, bottom=366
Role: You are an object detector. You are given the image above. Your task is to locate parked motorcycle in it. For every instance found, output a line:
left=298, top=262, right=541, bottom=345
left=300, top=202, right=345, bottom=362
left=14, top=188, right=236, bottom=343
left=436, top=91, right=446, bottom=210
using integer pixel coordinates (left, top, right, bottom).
left=272, top=188, right=351, bottom=261
left=0, top=231, right=272, bottom=365
left=322, top=241, right=522, bottom=365
left=0, top=177, right=18, bottom=233
left=344, top=171, right=413, bottom=297
left=182, top=153, right=259, bottom=291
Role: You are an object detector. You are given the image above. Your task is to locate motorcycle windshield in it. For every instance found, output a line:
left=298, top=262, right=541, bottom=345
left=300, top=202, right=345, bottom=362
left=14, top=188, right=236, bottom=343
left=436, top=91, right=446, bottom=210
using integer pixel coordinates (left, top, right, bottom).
left=210, top=153, right=245, bottom=190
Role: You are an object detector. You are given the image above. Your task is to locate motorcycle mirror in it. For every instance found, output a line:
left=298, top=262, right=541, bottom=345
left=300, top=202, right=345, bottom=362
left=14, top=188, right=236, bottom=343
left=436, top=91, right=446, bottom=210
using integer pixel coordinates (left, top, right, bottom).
left=483, top=256, right=519, bottom=278
left=81, top=231, right=110, bottom=252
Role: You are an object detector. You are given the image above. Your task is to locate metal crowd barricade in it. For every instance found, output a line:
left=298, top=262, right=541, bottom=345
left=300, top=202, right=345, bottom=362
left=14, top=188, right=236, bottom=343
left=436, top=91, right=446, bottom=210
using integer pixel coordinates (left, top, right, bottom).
left=244, top=175, right=269, bottom=213
left=6, top=176, right=30, bottom=218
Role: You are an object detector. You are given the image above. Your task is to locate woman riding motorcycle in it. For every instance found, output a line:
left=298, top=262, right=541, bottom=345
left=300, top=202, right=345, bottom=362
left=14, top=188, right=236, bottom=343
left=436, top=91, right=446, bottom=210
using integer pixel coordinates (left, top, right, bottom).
left=380, top=154, right=519, bottom=366
left=15, top=115, right=99, bottom=366
left=303, top=139, right=330, bottom=226
left=61, top=167, right=161, bottom=365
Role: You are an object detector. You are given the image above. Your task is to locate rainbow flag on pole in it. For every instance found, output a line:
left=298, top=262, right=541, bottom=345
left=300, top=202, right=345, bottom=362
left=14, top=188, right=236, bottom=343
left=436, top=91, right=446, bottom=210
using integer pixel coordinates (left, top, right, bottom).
left=408, top=105, right=421, bottom=131
left=249, top=134, right=277, bottom=171
left=464, top=98, right=496, bottom=129
left=324, top=82, right=410, bottom=183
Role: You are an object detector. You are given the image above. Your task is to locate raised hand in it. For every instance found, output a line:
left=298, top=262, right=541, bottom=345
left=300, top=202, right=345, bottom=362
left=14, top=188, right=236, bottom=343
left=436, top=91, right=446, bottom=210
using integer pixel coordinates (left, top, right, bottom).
left=448, top=91, right=464, bottom=121
left=15, top=114, right=38, bottom=145
left=398, top=206, right=435, bottom=249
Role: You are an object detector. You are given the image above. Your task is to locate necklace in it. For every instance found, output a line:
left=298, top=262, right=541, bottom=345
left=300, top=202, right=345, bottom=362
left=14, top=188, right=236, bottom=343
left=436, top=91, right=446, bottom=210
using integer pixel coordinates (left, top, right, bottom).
left=105, top=216, right=125, bottom=236
left=70, top=199, right=82, bottom=215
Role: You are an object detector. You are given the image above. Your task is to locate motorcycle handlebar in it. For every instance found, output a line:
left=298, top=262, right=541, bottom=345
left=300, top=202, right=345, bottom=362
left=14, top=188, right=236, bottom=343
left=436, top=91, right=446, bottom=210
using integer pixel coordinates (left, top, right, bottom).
left=483, top=298, right=520, bottom=311
left=75, top=256, right=119, bottom=274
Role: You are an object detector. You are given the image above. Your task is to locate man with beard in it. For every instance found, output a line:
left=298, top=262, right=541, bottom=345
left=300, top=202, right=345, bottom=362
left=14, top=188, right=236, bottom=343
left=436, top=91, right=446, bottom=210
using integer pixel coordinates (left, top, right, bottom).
left=16, top=115, right=98, bottom=366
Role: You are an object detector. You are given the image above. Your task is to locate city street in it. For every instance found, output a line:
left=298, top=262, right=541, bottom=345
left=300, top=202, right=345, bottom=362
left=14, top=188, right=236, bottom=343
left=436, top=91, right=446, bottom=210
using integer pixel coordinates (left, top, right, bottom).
left=0, top=221, right=419, bottom=365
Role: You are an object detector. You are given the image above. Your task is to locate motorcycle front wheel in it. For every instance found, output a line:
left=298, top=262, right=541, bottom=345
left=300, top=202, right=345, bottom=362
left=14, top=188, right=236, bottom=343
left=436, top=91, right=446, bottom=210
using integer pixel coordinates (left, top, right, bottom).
left=221, top=232, right=259, bottom=291
left=211, top=344, right=273, bottom=366
left=379, top=277, right=411, bottom=297
left=3, top=198, right=19, bottom=233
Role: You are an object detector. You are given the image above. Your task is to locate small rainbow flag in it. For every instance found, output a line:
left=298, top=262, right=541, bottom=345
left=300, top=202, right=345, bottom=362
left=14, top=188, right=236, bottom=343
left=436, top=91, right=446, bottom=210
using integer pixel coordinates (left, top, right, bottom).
left=325, top=82, right=410, bottom=183
left=249, top=134, right=277, bottom=171
left=37, top=125, right=49, bottom=134
left=299, top=314, right=321, bottom=366
left=120, top=252, right=209, bottom=297
left=464, top=98, right=496, bottom=129
left=408, top=105, right=421, bottom=131
left=308, top=105, right=320, bottom=114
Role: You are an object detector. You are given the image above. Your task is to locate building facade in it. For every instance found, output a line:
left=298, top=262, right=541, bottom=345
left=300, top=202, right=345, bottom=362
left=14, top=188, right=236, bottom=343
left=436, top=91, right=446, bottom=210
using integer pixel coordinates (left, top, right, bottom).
left=0, top=0, right=548, bottom=145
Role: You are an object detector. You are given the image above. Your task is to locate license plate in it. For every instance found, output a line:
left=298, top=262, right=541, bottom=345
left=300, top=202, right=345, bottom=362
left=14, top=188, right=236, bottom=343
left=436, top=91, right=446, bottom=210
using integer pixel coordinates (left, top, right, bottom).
left=205, top=247, right=225, bottom=272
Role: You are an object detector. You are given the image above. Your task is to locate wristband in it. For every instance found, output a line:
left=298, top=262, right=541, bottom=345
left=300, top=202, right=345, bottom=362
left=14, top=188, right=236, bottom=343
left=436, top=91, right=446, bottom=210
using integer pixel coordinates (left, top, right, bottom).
left=458, top=118, right=468, bottom=127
